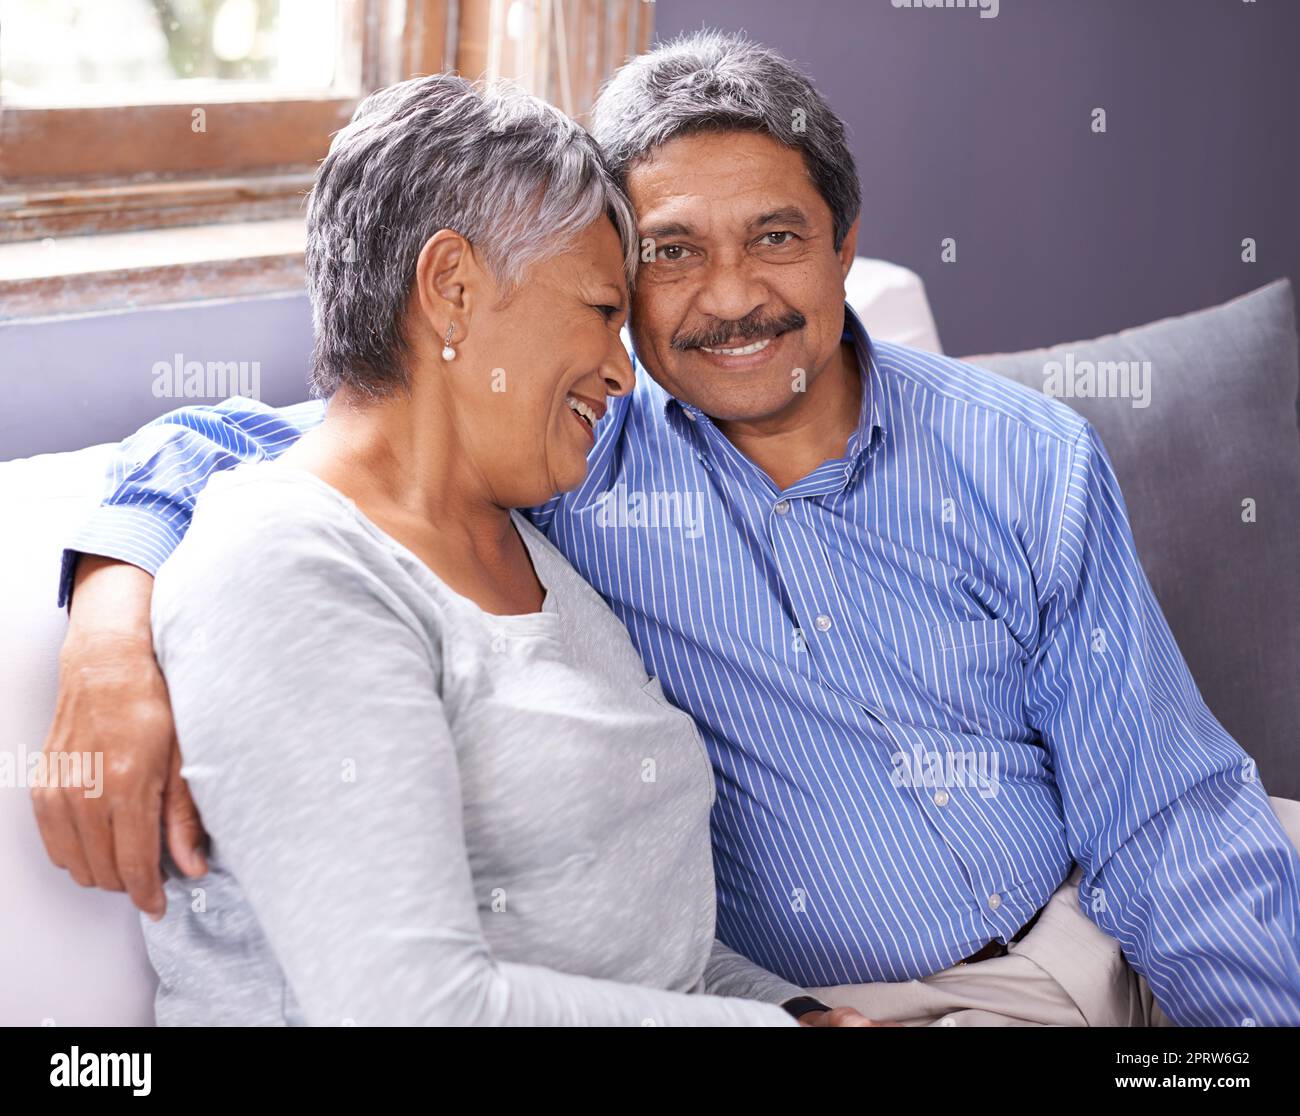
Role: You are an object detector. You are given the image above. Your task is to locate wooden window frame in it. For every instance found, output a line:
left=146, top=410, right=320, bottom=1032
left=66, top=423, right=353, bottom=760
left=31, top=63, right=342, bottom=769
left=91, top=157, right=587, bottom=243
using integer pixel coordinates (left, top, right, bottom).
left=0, top=0, right=456, bottom=243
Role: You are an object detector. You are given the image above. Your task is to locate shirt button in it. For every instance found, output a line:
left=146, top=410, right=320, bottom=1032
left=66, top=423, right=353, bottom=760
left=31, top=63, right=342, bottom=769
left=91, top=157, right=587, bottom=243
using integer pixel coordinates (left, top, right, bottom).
left=773, top=499, right=791, bottom=516
left=814, top=614, right=833, bottom=632
left=988, top=893, right=1002, bottom=911
left=933, top=790, right=950, bottom=807
left=682, top=409, right=697, bottom=422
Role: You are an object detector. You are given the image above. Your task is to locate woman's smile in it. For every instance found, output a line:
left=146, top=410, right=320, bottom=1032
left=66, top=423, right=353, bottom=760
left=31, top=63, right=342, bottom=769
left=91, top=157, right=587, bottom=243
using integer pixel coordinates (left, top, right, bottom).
left=564, top=392, right=604, bottom=444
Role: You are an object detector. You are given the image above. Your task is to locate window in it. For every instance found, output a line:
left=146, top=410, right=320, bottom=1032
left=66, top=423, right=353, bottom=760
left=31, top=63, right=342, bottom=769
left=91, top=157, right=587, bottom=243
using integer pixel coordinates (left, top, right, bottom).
left=0, top=0, right=652, bottom=248
left=1, top=0, right=377, bottom=241
left=0, top=0, right=654, bottom=318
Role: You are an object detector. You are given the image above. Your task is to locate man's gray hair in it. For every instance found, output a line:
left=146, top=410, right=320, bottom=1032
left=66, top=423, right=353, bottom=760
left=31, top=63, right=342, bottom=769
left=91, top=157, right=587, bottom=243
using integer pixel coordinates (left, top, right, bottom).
left=305, top=73, right=638, bottom=398
left=591, top=30, right=861, bottom=251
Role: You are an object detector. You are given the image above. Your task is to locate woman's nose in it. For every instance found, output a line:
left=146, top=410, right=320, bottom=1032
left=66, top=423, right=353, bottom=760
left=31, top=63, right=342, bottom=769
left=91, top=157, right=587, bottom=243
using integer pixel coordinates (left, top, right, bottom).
left=602, top=333, right=636, bottom=398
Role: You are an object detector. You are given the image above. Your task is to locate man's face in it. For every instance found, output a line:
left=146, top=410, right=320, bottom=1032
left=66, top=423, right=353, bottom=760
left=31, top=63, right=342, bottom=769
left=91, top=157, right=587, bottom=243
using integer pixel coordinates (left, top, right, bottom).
left=626, top=130, right=858, bottom=424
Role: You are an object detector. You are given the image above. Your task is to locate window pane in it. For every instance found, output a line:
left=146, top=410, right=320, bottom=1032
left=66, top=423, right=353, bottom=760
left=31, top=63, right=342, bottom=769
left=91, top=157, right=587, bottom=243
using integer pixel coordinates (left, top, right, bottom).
left=0, top=0, right=348, bottom=106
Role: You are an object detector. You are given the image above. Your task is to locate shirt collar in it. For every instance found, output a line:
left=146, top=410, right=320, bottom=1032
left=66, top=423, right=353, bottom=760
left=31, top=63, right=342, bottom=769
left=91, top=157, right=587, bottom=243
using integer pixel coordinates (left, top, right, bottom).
left=653, top=302, right=887, bottom=468
left=841, top=302, right=887, bottom=467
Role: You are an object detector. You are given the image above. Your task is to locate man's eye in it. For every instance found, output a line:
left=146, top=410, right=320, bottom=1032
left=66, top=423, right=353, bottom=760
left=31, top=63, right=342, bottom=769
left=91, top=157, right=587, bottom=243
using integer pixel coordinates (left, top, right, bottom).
left=594, top=305, right=622, bottom=322
left=656, top=245, right=692, bottom=262
left=760, top=231, right=796, bottom=247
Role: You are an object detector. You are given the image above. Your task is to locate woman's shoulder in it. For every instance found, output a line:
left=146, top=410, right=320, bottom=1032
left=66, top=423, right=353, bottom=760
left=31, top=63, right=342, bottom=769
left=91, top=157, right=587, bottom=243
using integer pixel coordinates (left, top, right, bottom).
left=151, top=462, right=449, bottom=710
left=155, top=461, right=410, bottom=617
left=182, top=461, right=375, bottom=556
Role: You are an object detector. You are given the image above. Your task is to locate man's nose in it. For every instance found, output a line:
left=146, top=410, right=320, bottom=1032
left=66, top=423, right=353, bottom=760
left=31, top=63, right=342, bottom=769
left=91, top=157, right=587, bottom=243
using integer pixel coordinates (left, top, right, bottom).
left=694, top=256, right=768, bottom=325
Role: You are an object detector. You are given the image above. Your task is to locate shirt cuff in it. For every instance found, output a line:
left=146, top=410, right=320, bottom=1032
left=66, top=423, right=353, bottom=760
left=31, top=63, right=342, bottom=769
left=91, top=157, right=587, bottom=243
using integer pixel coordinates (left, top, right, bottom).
left=58, top=503, right=187, bottom=608
left=781, top=995, right=834, bottom=1020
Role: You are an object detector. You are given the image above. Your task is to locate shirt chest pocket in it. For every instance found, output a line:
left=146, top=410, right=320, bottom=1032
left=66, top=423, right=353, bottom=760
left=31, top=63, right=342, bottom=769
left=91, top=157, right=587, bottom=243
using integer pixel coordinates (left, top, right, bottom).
left=920, top=618, right=1027, bottom=731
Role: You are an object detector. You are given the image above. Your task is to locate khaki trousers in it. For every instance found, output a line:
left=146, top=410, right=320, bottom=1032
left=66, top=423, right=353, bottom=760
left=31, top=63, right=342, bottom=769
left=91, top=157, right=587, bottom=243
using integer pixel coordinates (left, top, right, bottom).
left=808, top=797, right=1300, bottom=1027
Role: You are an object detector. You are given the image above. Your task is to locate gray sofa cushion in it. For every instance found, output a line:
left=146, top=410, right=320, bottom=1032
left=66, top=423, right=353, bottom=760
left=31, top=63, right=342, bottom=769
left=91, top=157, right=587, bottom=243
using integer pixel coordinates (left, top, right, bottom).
left=966, top=280, right=1300, bottom=799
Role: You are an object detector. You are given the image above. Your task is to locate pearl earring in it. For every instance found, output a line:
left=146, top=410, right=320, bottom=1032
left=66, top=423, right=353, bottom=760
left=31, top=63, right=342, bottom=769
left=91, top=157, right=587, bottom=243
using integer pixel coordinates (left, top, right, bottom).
left=442, top=323, right=457, bottom=362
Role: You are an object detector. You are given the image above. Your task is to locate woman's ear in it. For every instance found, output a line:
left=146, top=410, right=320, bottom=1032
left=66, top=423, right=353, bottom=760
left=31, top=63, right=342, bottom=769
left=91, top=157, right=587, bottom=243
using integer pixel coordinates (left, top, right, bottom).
left=414, top=230, right=474, bottom=345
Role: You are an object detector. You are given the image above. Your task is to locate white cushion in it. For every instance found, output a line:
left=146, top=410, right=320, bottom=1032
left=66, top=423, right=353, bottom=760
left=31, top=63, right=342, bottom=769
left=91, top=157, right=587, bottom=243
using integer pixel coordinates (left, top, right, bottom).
left=0, top=444, right=158, bottom=1025
left=846, top=257, right=943, bottom=353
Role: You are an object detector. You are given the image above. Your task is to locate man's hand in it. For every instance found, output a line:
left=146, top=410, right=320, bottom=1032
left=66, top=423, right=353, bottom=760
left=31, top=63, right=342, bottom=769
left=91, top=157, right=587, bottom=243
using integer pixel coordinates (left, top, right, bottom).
left=798, top=1007, right=898, bottom=1027
left=31, top=556, right=207, bottom=919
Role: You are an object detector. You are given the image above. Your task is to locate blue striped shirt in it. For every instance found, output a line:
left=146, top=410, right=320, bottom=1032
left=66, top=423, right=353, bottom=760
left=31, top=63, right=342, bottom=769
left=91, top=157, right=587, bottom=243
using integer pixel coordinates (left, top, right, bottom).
left=61, top=306, right=1300, bottom=1025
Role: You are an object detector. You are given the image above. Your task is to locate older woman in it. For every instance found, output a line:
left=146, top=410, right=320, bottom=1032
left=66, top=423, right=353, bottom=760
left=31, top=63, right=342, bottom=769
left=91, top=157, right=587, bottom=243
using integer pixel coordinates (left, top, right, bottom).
left=141, top=74, right=807, bottom=1026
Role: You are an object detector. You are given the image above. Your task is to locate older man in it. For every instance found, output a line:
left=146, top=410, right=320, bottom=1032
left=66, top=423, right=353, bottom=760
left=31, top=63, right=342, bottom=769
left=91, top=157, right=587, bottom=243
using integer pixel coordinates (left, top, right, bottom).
left=37, top=32, right=1300, bottom=1026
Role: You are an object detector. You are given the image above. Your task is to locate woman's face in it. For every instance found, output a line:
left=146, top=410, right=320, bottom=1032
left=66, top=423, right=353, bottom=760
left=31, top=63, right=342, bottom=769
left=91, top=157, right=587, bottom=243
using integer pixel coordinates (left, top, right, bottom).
left=455, top=217, right=633, bottom=507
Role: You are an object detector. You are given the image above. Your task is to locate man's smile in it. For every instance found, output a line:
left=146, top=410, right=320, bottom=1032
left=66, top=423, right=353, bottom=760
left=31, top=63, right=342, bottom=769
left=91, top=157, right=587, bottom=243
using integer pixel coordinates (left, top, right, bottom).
left=690, top=329, right=792, bottom=370
left=700, top=337, right=773, bottom=356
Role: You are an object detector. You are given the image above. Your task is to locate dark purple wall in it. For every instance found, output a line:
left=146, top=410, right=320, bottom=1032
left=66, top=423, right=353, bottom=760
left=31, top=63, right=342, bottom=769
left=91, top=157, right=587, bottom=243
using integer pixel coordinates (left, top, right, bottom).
left=652, top=0, right=1299, bottom=357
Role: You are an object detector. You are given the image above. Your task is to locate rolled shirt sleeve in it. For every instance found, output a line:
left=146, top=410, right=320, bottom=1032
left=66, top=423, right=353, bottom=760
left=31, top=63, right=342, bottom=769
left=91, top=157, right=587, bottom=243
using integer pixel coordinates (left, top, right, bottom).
left=58, top=396, right=324, bottom=607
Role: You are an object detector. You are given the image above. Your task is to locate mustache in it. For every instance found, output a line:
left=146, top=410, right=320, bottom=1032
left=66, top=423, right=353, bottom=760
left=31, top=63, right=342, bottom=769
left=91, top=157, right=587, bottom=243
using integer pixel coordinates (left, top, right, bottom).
left=671, top=309, right=807, bottom=353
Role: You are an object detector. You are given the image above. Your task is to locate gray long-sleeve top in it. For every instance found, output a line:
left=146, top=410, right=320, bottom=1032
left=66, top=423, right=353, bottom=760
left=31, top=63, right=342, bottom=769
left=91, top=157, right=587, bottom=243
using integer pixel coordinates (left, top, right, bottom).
left=144, top=462, right=802, bottom=1026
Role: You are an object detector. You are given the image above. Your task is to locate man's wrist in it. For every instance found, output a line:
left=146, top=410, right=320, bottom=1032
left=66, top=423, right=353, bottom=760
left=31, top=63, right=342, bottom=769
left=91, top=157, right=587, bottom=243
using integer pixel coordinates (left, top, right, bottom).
left=65, top=556, right=156, bottom=640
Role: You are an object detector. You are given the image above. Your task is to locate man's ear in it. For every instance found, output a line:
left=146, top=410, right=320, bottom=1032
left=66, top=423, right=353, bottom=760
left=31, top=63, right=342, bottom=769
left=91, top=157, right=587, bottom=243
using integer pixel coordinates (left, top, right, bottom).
left=838, top=216, right=861, bottom=279
left=414, top=230, right=475, bottom=344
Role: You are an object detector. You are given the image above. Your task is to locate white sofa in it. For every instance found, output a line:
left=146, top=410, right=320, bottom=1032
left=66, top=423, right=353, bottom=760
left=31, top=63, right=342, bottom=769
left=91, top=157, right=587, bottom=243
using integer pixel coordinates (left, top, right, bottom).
left=0, top=259, right=940, bottom=1026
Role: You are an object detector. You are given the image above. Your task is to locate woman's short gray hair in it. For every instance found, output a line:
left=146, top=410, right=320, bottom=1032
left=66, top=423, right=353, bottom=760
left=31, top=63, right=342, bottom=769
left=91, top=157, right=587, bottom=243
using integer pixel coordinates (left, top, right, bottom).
left=591, top=30, right=861, bottom=251
left=305, top=74, right=638, bottom=398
